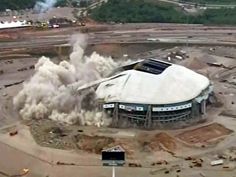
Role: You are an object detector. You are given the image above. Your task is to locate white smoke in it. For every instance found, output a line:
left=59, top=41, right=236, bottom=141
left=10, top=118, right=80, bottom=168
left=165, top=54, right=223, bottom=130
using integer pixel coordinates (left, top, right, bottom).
left=13, top=34, right=117, bottom=127
left=34, top=0, right=57, bottom=13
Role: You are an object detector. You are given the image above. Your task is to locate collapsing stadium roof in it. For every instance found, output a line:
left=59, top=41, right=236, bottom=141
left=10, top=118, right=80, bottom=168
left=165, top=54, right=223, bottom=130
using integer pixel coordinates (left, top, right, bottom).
left=96, top=59, right=210, bottom=105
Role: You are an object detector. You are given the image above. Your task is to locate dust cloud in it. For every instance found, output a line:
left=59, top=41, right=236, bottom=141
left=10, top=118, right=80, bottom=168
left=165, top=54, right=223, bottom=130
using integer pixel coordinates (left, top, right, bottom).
left=13, top=34, right=117, bottom=127
left=34, top=0, right=57, bottom=13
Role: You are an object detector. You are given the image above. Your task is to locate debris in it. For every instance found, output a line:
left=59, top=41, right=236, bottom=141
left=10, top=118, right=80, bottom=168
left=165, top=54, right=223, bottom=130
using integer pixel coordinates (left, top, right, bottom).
left=224, top=55, right=234, bottom=59
left=170, top=164, right=181, bottom=173
left=209, top=48, right=215, bottom=52
left=4, top=80, right=24, bottom=88
left=229, top=155, right=236, bottom=161
left=206, top=62, right=231, bottom=69
left=29, top=65, right=35, bottom=69
left=192, top=159, right=203, bottom=167
left=22, top=168, right=29, bottom=174
left=176, top=169, right=181, bottom=173
left=217, top=154, right=227, bottom=159
left=211, top=159, right=224, bottom=166
left=222, top=162, right=235, bottom=169
left=164, top=49, right=188, bottom=61
left=17, top=67, right=28, bottom=72
left=151, top=160, right=168, bottom=166
left=49, top=127, right=63, bottom=135
left=223, top=165, right=229, bottom=169
left=164, top=170, right=169, bottom=174
left=0, top=70, right=4, bottom=75
left=176, top=55, right=183, bottom=60
left=150, top=168, right=167, bottom=175
left=185, top=156, right=194, bottom=161
left=128, top=162, right=142, bottom=167
left=56, top=161, right=75, bottom=166
left=9, top=130, right=18, bottom=136
left=5, top=60, right=13, bottom=64
left=207, top=62, right=223, bottom=67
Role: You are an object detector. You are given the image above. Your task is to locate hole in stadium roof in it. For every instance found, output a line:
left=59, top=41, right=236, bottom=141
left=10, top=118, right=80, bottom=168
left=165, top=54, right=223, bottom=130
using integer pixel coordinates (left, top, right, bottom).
left=110, top=59, right=171, bottom=76
left=134, top=59, right=171, bottom=75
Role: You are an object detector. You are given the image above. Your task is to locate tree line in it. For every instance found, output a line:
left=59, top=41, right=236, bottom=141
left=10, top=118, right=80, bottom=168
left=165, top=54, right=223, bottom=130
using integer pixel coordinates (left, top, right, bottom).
left=0, top=0, right=36, bottom=11
left=91, top=0, right=236, bottom=25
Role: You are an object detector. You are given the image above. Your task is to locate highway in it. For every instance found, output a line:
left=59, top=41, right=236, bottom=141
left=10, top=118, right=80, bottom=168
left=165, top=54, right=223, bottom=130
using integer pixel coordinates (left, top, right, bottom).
left=157, top=0, right=236, bottom=9
left=1, top=24, right=236, bottom=50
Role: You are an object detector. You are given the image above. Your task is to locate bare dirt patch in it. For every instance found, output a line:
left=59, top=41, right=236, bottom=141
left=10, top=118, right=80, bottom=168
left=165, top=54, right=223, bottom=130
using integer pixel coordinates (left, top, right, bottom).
left=73, top=134, right=115, bottom=154
left=176, top=123, right=233, bottom=144
left=73, top=134, right=137, bottom=158
left=138, top=132, right=177, bottom=152
left=30, top=119, right=76, bottom=150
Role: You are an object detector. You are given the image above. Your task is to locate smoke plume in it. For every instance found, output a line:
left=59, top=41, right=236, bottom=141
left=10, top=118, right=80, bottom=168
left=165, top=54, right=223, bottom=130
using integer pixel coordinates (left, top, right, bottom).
left=13, top=34, right=117, bottom=127
left=34, top=0, right=57, bottom=13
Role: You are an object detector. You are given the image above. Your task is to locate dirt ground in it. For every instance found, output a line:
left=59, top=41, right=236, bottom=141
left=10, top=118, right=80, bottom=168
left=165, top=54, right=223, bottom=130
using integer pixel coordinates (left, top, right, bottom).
left=176, top=123, right=233, bottom=145
left=0, top=24, right=236, bottom=177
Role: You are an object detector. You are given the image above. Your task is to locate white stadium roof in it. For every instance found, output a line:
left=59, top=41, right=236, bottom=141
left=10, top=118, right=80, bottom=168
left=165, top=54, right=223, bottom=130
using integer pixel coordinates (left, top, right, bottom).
left=96, top=64, right=210, bottom=105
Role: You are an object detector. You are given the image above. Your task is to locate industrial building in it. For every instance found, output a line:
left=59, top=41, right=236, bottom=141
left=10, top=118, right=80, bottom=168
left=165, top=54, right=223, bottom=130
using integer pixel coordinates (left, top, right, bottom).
left=0, top=20, right=31, bottom=29
left=96, top=59, right=213, bottom=129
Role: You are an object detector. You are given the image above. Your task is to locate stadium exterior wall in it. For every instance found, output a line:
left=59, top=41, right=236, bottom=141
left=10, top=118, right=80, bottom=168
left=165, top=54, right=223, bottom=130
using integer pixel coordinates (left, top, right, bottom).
left=99, top=85, right=213, bottom=129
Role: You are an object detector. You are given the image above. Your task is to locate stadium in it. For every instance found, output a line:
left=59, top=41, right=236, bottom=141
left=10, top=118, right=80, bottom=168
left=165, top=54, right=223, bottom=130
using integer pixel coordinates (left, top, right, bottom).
left=96, top=59, right=213, bottom=129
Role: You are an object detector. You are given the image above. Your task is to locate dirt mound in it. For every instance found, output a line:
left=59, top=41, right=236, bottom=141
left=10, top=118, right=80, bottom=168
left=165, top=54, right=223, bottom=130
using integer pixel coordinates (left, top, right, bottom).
left=73, top=134, right=136, bottom=158
left=110, top=139, right=137, bottom=158
left=73, top=134, right=115, bottom=154
left=149, top=133, right=177, bottom=152
left=30, top=120, right=75, bottom=150
left=138, top=132, right=177, bottom=152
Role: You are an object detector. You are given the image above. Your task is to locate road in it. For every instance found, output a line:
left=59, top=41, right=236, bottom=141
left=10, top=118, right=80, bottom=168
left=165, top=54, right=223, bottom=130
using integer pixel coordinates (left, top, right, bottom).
left=158, top=0, right=236, bottom=9
left=0, top=124, right=236, bottom=177
left=1, top=24, right=236, bottom=50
